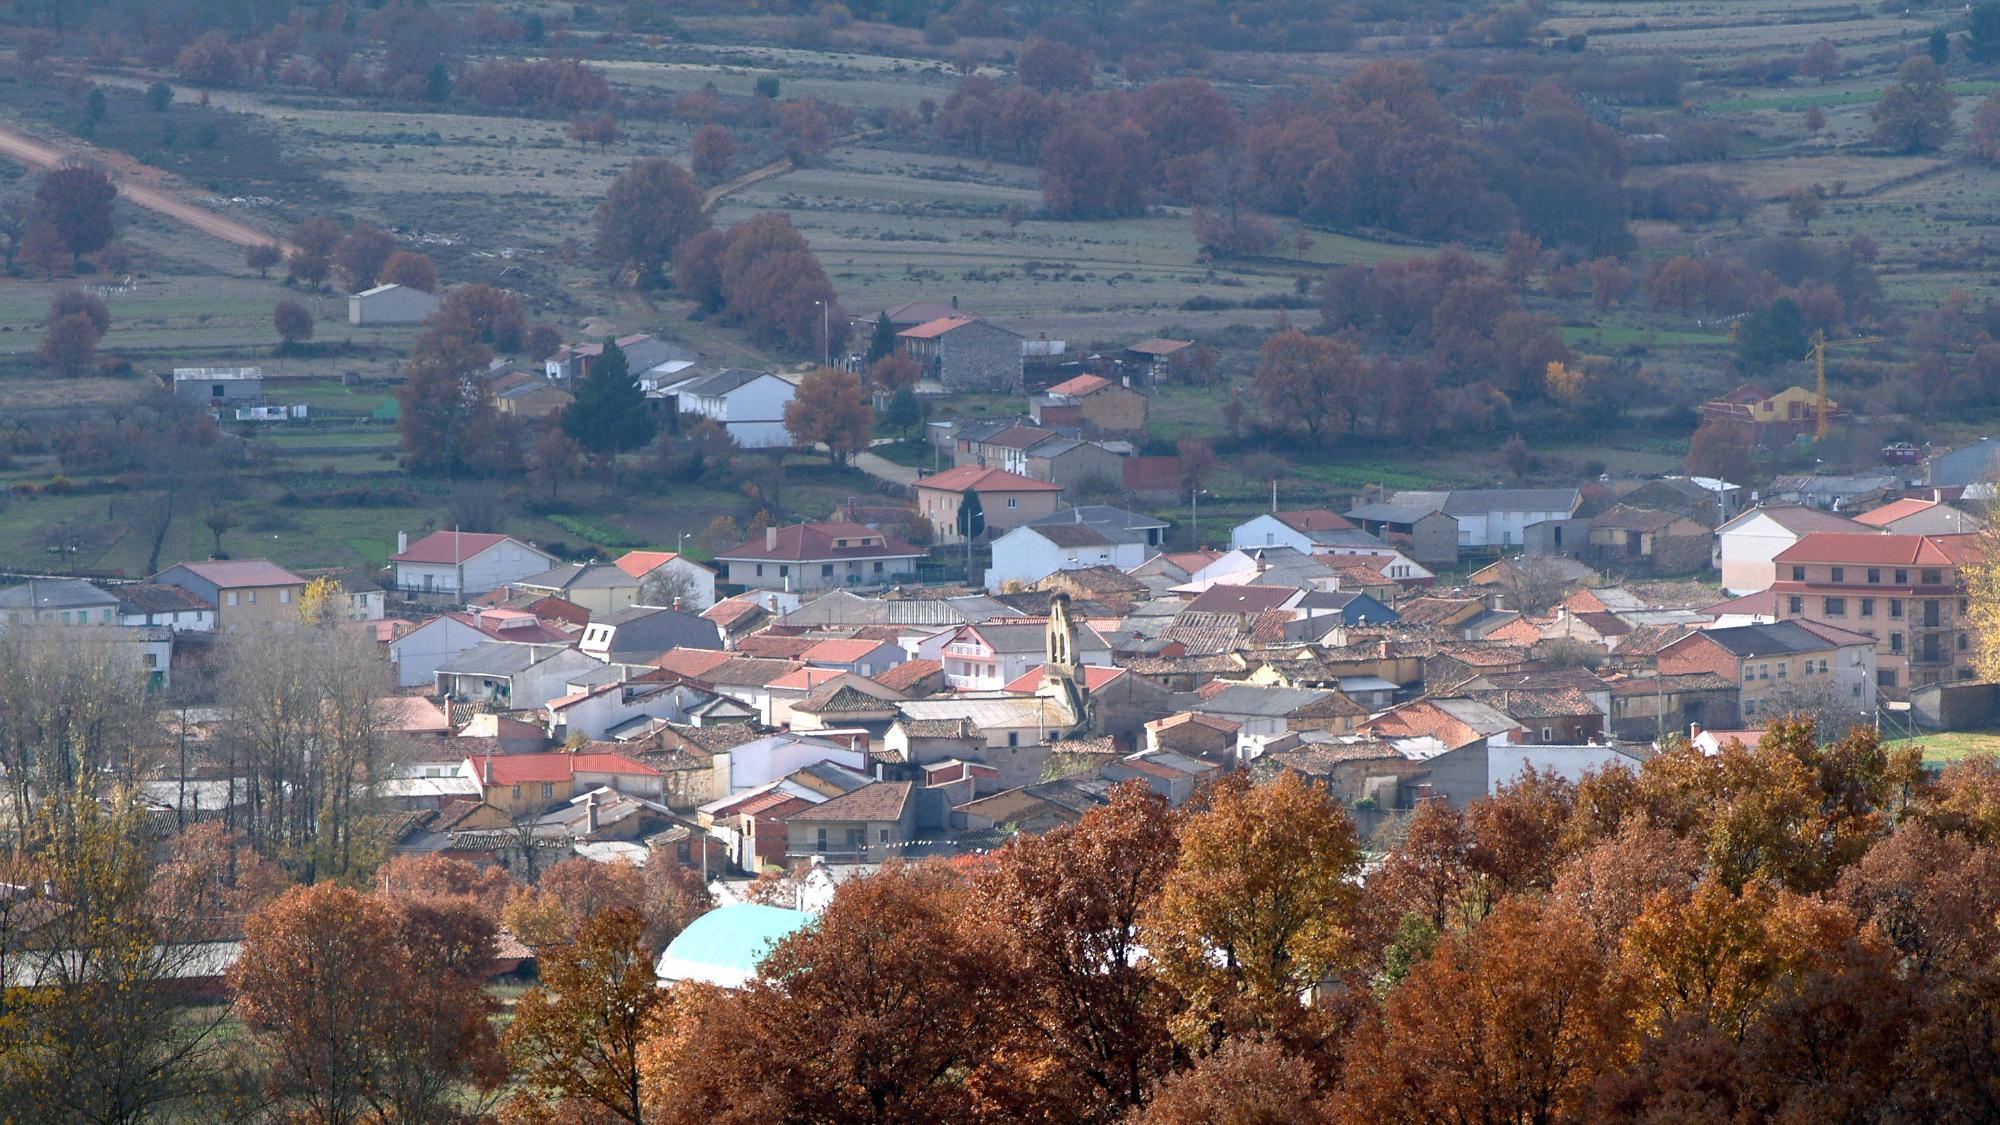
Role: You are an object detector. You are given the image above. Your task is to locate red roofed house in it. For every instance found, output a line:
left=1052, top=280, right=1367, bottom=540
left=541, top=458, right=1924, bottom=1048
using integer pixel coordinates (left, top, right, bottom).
left=1030, top=373, right=1148, bottom=434
left=1851, top=497, right=1985, bottom=536
left=461, top=751, right=663, bottom=816
left=897, top=315, right=1024, bottom=392
left=914, top=466, right=1062, bottom=544
left=612, top=550, right=718, bottom=610
left=1770, top=532, right=1982, bottom=696
left=389, top=530, right=557, bottom=597
left=386, top=608, right=572, bottom=689
left=799, top=637, right=905, bottom=678
left=713, top=522, right=927, bottom=592
left=152, top=559, right=308, bottom=633
left=784, top=780, right=923, bottom=863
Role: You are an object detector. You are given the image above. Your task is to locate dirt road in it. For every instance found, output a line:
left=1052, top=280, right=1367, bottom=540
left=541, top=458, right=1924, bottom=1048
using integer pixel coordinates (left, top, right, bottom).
left=0, top=119, right=287, bottom=253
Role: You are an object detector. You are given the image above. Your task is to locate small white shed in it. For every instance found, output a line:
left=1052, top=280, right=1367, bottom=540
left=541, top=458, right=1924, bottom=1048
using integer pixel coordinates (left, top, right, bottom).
left=349, top=283, right=441, bottom=326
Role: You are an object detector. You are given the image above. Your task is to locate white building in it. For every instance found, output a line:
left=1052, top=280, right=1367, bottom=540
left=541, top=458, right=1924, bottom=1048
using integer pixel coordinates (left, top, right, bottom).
left=936, top=619, right=1110, bottom=691
left=986, top=522, right=1155, bottom=592
left=115, top=583, right=216, bottom=632
left=348, top=283, right=441, bottom=326
left=1713, top=505, right=1866, bottom=595
left=664, top=368, right=797, bottom=449
left=612, top=550, right=718, bottom=611
left=388, top=610, right=568, bottom=689
left=1385, top=489, right=1582, bottom=549
left=389, top=531, right=558, bottom=597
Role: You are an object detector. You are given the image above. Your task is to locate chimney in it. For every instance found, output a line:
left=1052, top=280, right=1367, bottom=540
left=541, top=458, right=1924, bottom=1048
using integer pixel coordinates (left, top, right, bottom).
left=766, top=525, right=779, bottom=550
left=672, top=596, right=682, bottom=611
left=584, top=791, right=599, bottom=833
left=444, top=698, right=454, bottom=730
left=482, top=753, right=493, bottom=785
left=397, top=530, right=408, bottom=554
left=1689, top=723, right=1703, bottom=743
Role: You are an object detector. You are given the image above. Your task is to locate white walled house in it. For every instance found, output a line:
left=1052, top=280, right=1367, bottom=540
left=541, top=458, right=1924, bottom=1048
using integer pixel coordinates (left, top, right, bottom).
left=665, top=368, right=796, bottom=450
left=612, top=550, right=718, bottom=610
left=115, top=584, right=216, bottom=632
left=348, top=283, right=440, bottom=326
left=1714, top=506, right=1867, bottom=594
left=388, top=610, right=570, bottom=689
left=1384, top=489, right=1583, bottom=549
left=389, top=531, right=558, bottom=597
left=987, top=523, right=1151, bottom=592
left=937, top=620, right=1110, bottom=691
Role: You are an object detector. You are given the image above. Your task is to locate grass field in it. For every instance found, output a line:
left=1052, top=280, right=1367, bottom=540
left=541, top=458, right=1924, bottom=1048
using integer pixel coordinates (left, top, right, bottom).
left=1887, top=731, right=2000, bottom=767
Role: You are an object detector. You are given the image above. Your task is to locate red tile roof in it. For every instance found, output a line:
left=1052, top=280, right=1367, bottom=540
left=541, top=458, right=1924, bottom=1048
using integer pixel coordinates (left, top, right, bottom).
left=981, top=423, right=1057, bottom=450
left=786, top=780, right=914, bottom=822
left=613, top=550, right=705, bottom=578
left=1704, top=590, right=1776, bottom=616
left=767, top=666, right=849, bottom=692
left=474, top=752, right=659, bottom=785
left=1274, top=509, right=1356, bottom=534
left=801, top=638, right=890, bottom=664
left=1852, top=498, right=1943, bottom=527
left=1772, top=532, right=1980, bottom=567
left=650, top=649, right=734, bottom=678
left=873, top=659, right=943, bottom=692
left=897, top=315, right=978, bottom=340
left=1001, top=664, right=1127, bottom=693
left=1046, top=374, right=1112, bottom=396
left=392, top=531, right=521, bottom=565
left=716, top=522, right=925, bottom=562
left=915, top=466, right=1062, bottom=493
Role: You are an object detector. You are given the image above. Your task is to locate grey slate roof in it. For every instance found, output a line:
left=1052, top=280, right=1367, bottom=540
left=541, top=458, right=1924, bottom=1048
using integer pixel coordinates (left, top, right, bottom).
left=0, top=578, right=120, bottom=611
left=1696, top=622, right=1847, bottom=658
left=1194, top=684, right=1331, bottom=718
left=518, top=562, right=639, bottom=592
left=676, top=367, right=779, bottom=397
left=436, top=641, right=573, bottom=677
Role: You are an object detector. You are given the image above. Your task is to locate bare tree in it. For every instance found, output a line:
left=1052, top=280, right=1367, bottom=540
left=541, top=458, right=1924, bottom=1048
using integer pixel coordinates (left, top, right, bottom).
left=639, top=566, right=700, bottom=610
left=1762, top=677, right=1871, bottom=744
left=0, top=627, right=160, bottom=844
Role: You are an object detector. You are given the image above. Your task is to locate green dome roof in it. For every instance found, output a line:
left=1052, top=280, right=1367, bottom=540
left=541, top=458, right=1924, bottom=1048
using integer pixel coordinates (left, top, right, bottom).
left=655, top=903, right=814, bottom=989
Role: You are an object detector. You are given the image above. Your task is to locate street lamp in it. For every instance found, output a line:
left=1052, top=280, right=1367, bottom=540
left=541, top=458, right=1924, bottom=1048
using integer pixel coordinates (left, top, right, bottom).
left=677, top=530, right=690, bottom=555
left=815, top=300, right=830, bottom=370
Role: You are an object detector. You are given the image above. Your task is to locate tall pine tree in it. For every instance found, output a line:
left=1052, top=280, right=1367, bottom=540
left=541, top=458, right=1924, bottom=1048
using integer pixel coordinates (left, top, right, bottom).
left=865, top=312, right=898, bottom=363
left=561, top=337, right=656, bottom=494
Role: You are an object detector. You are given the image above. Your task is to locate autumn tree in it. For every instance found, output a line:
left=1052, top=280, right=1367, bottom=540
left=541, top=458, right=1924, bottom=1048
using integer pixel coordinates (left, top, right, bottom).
left=867, top=350, right=920, bottom=390
left=39, top=311, right=100, bottom=376
left=1873, top=56, right=1956, bottom=153
left=1019, top=37, right=1093, bottom=92
left=712, top=213, right=848, bottom=355
left=776, top=97, right=834, bottom=163
left=503, top=856, right=646, bottom=951
left=690, top=123, right=736, bottom=180
left=505, top=907, right=660, bottom=1124
left=531, top=424, right=584, bottom=500
left=286, top=215, right=342, bottom=286
left=333, top=223, right=396, bottom=291
left=273, top=299, right=313, bottom=345
left=245, top=241, right=281, bottom=278
left=1254, top=328, right=1353, bottom=443
left=379, top=249, right=438, bottom=292
left=376, top=852, right=515, bottom=918
left=396, top=321, right=502, bottom=476
left=976, top=783, right=1179, bottom=1119
left=561, top=336, right=657, bottom=493
left=596, top=156, right=708, bottom=280
left=1686, top=419, right=1753, bottom=484
left=1147, top=771, right=1364, bottom=1049
left=1800, top=39, right=1842, bottom=80
left=36, top=161, right=116, bottom=267
left=1338, top=897, right=1636, bottom=1124
left=432, top=283, right=527, bottom=352
left=1136, top=1037, right=1327, bottom=1125
left=783, top=366, right=871, bottom=464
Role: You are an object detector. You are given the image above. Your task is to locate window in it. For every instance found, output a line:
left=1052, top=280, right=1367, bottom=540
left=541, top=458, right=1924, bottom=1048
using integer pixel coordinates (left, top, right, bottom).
left=1788, top=596, right=1803, bottom=614
left=226, top=591, right=239, bottom=607
left=879, top=829, right=890, bottom=843
left=1006, top=497, right=1017, bottom=509
left=816, top=828, right=827, bottom=851
left=755, top=564, right=764, bottom=577
left=278, top=590, right=291, bottom=605
left=1895, top=569, right=1908, bottom=584
left=246, top=591, right=256, bottom=604
left=1776, top=662, right=1787, bottom=679
left=1891, top=633, right=1904, bottom=654
left=1922, top=569, right=1942, bottom=585
left=142, top=653, right=157, bottom=668
left=1792, top=565, right=1806, bottom=581
left=874, top=561, right=884, bottom=573
left=1878, top=669, right=1897, bottom=688
left=1803, top=660, right=1814, bottom=675
left=822, top=564, right=834, bottom=577
left=1831, top=567, right=1845, bottom=582
left=512, top=785, right=521, bottom=800
left=1891, top=599, right=1904, bottom=619
left=1823, top=597, right=1846, bottom=616
left=1759, top=664, right=1770, bottom=681
left=1867, top=568, right=1880, bottom=583
left=541, top=783, right=553, bottom=799
left=1007, top=731, right=1019, bottom=747
left=1961, top=632, right=1970, bottom=651
left=779, top=565, right=789, bottom=578
left=1820, top=659, right=1830, bottom=673
left=1742, top=668, right=1754, bottom=684
left=1540, top=727, right=1553, bottom=742
left=1861, top=598, right=1875, bottom=618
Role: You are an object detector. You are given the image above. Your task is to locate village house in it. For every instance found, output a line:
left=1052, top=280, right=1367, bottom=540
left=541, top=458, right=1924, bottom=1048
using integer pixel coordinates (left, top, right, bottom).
left=152, top=560, right=307, bottom=633
left=1606, top=672, right=1742, bottom=740
left=434, top=642, right=602, bottom=711
left=1699, top=383, right=1842, bottom=448
left=1381, top=488, right=1583, bottom=550
left=545, top=334, right=700, bottom=385
left=348, top=282, right=440, bottom=326
left=785, top=781, right=939, bottom=864
left=1123, top=338, right=1198, bottom=382
left=1581, top=506, right=1712, bottom=576
left=578, top=605, right=725, bottom=664
left=1657, top=621, right=1877, bottom=724
left=460, top=751, right=665, bottom=817
left=510, top=562, right=644, bottom=617
left=915, top=466, right=1063, bottom=544
left=1021, top=437, right=1126, bottom=493
left=389, top=531, right=558, bottom=598
left=613, top=550, right=718, bottom=610
left=1713, top=505, right=1867, bottom=595
left=661, top=368, right=796, bottom=449
left=115, top=583, right=216, bottom=631
left=712, top=523, right=927, bottom=593
left=1769, top=532, right=1980, bottom=697
left=387, top=609, right=571, bottom=689
left=953, top=421, right=1058, bottom=475
left=1230, top=510, right=1358, bottom=554
left=1029, top=373, right=1149, bottom=434
left=1343, top=503, right=1460, bottom=566
left=937, top=618, right=1112, bottom=690
left=898, top=315, right=1025, bottom=392
left=170, top=366, right=262, bottom=406
left=1852, top=497, right=1985, bottom=536
left=0, top=578, right=121, bottom=627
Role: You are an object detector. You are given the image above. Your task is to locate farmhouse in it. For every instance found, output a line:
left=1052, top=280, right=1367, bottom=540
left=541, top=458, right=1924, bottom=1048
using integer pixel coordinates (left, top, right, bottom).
left=390, top=531, right=557, bottom=597
left=898, top=316, right=1025, bottom=393
left=1029, top=373, right=1149, bottom=434
left=347, top=283, right=440, bottom=326
left=169, top=367, right=262, bottom=406
left=152, top=560, right=307, bottom=633
left=663, top=368, right=796, bottom=449
left=713, top=523, right=926, bottom=592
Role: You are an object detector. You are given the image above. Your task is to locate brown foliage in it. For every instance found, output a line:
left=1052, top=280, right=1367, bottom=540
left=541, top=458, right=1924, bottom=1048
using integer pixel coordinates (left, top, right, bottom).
left=333, top=224, right=396, bottom=292
left=378, top=249, right=438, bottom=292
left=596, top=157, right=708, bottom=278
left=1019, top=37, right=1093, bottom=93
left=1137, top=1036, right=1328, bottom=1125
left=503, top=856, right=645, bottom=950
left=505, top=907, right=658, bottom=1124
left=783, top=367, right=871, bottom=464
left=39, top=312, right=100, bottom=376
left=690, top=123, right=736, bottom=180
left=272, top=299, right=313, bottom=344
left=36, top=161, right=117, bottom=263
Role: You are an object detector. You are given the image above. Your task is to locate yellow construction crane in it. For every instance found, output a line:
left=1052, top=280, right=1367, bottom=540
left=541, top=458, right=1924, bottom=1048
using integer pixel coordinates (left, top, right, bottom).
left=1805, top=330, right=1881, bottom=441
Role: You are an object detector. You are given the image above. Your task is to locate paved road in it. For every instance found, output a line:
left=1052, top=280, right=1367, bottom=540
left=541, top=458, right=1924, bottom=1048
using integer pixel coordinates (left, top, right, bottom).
left=0, top=118, right=288, bottom=252
left=852, top=449, right=920, bottom=487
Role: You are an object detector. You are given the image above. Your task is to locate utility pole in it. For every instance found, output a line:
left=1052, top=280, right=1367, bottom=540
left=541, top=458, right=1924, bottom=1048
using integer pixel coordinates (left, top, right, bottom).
left=816, top=300, right=830, bottom=370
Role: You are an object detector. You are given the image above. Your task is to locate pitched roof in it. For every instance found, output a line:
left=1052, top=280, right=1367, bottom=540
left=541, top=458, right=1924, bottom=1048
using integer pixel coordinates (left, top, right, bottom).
left=113, top=582, right=214, bottom=614
left=800, top=638, right=891, bottom=664
left=1273, top=509, right=1358, bottom=534
left=1772, top=532, right=1980, bottom=567
left=1685, top=622, right=1847, bottom=658
left=475, top=752, right=660, bottom=785
left=1852, top=498, right=1947, bottom=527
left=1029, top=523, right=1115, bottom=548
left=882, top=300, right=959, bottom=324
left=716, top=522, right=925, bottom=562
left=613, top=550, right=707, bottom=578
left=1719, top=504, right=1865, bottom=535
left=898, top=315, right=979, bottom=339
left=1185, top=585, right=1298, bottom=615
left=1001, top=663, right=1128, bottom=693
left=392, top=531, right=532, bottom=565
left=163, top=560, right=306, bottom=588
left=915, top=465, right=1063, bottom=493
left=1127, top=337, right=1194, bottom=356
left=1591, top=505, right=1696, bottom=533
left=873, top=658, right=943, bottom=692
left=794, top=684, right=899, bottom=716
left=0, top=578, right=119, bottom=610
left=1045, top=374, right=1112, bottom=396
left=650, top=648, right=735, bottom=679
left=785, top=780, right=914, bottom=822
left=676, top=368, right=780, bottom=397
